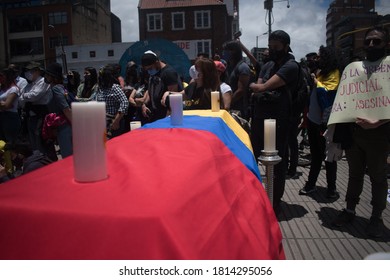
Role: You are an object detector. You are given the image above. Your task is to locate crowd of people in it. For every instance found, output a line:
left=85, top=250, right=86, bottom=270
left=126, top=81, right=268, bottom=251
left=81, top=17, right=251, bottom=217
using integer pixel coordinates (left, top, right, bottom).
left=0, top=25, right=388, bottom=238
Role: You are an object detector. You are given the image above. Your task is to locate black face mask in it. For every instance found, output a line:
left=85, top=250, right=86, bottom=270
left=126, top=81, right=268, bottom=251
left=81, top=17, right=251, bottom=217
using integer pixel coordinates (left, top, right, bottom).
left=365, top=48, right=386, bottom=62
left=269, top=49, right=286, bottom=62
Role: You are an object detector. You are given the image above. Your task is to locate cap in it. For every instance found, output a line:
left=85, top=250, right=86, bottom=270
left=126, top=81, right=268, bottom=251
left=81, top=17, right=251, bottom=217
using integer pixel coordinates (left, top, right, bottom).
left=25, top=61, right=43, bottom=71
left=141, top=50, right=158, bottom=66
left=214, top=60, right=226, bottom=73
left=189, top=65, right=198, bottom=79
left=269, top=30, right=293, bottom=53
left=127, top=61, right=137, bottom=68
left=44, top=62, right=63, bottom=80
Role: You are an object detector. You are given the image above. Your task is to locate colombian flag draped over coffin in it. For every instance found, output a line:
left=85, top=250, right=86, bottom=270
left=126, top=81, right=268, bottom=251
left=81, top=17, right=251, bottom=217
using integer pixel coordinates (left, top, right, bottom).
left=0, top=110, right=284, bottom=260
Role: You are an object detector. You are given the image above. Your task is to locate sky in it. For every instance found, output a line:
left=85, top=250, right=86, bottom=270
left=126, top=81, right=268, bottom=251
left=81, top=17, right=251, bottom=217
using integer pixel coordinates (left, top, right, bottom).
left=111, top=0, right=390, bottom=61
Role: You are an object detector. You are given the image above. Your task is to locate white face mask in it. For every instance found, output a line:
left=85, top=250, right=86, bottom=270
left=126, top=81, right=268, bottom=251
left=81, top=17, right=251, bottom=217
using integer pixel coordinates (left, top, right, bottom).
left=25, top=71, right=33, bottom=81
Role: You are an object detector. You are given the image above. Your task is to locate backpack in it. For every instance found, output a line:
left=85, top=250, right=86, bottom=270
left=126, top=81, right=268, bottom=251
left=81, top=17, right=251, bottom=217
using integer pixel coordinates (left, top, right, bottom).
left=291, top=60, right=310, bottom=117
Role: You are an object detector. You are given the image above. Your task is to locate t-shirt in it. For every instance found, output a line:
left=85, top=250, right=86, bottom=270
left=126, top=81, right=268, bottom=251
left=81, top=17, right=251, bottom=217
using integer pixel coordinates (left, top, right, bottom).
left=147, top=64, right=181, bottom=121
left=254, top=54, right=299, bottom=119
left=220, top=82, right=232, bottom=95
left=48, top=84, right=70, bottom=114
left=0, top=85, right=19, bottom=112
left=226, top=60, right=251, bottom=116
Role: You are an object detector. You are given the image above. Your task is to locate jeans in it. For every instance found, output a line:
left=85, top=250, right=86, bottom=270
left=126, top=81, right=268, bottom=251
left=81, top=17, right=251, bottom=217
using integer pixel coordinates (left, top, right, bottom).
left=57, top=123, right=73, bottom=158
left=307, top=119, right=337, bottom=190
left=345, top=124, right=390, bottom=215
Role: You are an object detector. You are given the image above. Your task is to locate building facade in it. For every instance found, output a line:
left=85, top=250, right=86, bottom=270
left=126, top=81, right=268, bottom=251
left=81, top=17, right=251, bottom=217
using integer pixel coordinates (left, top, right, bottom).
left=138, top=0, right=239, bottom=61
left=0, top=0, right=119, bottom=70
left=326, top=0, right=390, bottom=67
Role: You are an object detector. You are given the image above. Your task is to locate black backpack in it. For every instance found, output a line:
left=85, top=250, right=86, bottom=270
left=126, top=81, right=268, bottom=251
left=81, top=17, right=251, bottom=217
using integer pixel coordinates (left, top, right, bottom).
left=290, top=60, right=310, bottom=117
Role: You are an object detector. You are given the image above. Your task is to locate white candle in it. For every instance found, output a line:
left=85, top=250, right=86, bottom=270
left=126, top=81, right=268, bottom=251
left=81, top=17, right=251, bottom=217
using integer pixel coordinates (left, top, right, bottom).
left=170, top=93, right=183, bottom=125
left=264, top=119, right=276, bottom=152
left=211, top=91, right=220, bottom=112
left=72, top=101, right=107, bottom=182
left=130, top=121, right=141, bottom=131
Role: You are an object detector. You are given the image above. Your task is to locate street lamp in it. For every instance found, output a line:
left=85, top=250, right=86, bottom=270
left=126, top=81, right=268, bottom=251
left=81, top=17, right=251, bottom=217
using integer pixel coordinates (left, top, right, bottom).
left=256, top=32, right=269, bottom=48
left=48, top=24, right=68, bottom=74
left=264, top=0, right=290, bottom=36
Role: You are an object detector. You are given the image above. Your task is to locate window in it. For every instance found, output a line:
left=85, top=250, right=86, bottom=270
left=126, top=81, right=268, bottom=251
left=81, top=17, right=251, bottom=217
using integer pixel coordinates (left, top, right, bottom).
left=172, top=12, right=185, bottom=30
left=197, top=41, right=211, bottom=56
left=8, top=14, right=42, bottom=33
left=108, top=50, right=114, bottom=57
left=90, top=51, right=96, bottom=58
left=147, top=13, right=163, bottom=31
left=9, top=37, right=44, bottom=57
left=72, top=52, right=78, bottom=59
left=194, top=10, right=210, bottom=29
left=48, top=12, right=67, bottom=25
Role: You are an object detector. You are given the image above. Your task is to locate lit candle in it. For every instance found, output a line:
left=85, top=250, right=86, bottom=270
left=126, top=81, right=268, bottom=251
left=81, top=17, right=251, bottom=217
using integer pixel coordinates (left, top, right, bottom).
left=170, top=93, right=183, bottom=125
left=130, top=121, right=142, bottom=131
left=264, top=119, right=276, bottom=152
left=72, top=101, right=107, bottom=182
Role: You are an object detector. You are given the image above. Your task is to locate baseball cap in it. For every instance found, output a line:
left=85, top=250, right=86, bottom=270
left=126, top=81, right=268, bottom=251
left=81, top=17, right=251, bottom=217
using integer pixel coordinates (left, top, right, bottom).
left=269, top=30, right=293, bottom=53
left=214, top=60, right=226, bottom=73
left=25, top=61, right=43, bottom=70
left=141, top=50, right=159, bottom=66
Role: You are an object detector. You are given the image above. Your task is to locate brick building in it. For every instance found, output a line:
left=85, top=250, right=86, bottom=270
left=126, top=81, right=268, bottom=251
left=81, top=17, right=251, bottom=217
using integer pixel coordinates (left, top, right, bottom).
left=138, top=0, right=239, bottom=61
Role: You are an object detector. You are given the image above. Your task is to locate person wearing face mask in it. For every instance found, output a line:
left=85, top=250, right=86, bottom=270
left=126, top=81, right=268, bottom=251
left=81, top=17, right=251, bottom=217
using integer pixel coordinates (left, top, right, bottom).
left=19, top=61, right=53, bottom=159
left=249, top=30, right=299, bottom=214
left=299, top=45, right=340, bottom=198
left=222, top=40, right=251, bottom=119
left=140, top=50, right=182, bottom=123
left=76, top=67, right=99, bottom=102
left=331, top=26, right=390, bottom=238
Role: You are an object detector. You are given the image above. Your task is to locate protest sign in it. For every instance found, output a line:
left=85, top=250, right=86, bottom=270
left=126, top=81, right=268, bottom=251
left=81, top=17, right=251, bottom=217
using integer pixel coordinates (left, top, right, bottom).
left=328, top=56, right=390, bottom=125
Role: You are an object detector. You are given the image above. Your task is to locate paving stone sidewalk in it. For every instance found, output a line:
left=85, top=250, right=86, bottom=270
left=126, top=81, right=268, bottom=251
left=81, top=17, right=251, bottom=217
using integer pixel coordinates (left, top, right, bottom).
left=259, top=150, right=390, bottom=260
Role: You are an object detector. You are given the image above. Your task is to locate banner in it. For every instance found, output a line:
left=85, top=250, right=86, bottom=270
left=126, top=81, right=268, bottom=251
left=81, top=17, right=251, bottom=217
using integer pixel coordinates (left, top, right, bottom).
left=328, top=56, right=390, bottom=125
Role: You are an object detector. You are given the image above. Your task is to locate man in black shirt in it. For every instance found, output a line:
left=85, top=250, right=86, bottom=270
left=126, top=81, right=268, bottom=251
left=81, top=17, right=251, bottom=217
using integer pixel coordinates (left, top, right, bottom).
left=249, top=30, right=299, bottom=213
left=141, top=50, right=181, bottom=123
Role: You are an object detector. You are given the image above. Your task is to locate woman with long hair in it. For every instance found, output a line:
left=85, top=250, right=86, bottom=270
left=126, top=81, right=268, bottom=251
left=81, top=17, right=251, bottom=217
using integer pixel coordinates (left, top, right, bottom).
left=96, top=65, right=129, bottom=139
left=163, top=58, right=223, bottom=110
left=76, top=67, right=98, bottom=102
left=299, top=45, right=341, bottom=198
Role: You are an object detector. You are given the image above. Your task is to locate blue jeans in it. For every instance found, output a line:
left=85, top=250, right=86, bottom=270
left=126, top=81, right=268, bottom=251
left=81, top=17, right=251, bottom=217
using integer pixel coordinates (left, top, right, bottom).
left=57, top=123, right=73, bottom=158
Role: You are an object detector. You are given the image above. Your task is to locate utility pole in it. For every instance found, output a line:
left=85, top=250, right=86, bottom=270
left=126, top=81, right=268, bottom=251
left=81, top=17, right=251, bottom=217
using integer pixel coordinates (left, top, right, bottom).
left=48, top=25, right=68, bottom=74
left=264, top=0, right=273, bottom=36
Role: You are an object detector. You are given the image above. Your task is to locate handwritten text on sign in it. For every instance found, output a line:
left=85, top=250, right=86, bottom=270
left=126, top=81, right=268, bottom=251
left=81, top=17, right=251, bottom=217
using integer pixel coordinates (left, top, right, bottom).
left=328, top=56, right=390, bottom=125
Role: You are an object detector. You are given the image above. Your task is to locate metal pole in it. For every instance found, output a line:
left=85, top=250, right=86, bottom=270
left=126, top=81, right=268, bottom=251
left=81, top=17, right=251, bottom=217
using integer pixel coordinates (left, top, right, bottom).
left=268, top=8, right=272, bottom=36
left=258, top=150, right=281, bottom=205
left=60, top=34, right=68, bottom=74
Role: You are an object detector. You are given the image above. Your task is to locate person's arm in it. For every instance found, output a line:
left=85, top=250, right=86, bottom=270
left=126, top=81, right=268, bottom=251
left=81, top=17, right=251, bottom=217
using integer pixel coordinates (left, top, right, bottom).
left=20, top=79, right=48, bottom=102
left=111, top=85, right=129, bottom=130
left=0, top=90, right=18, bottom=110
left=62, top=107, right=72, bottom=124
left=141, top=91, right=151, bottom=118
left=128, top=89, right=137, bottom=107
left=249, top=74, right=286, bottom=93
left=238, top=39, right=258, bottom=68
left=231, top=74, right=250, bottom=104
left=222, top=90, right=232, bottom=111
left=161, top=89, right=185, bottom=107
left=356, top=118, right=390, bottom=129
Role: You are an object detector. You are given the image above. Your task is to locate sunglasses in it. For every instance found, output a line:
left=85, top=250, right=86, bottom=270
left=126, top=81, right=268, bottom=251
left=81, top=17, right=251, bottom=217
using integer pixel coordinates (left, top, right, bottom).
left=364, top=38, right=382, bottom=46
